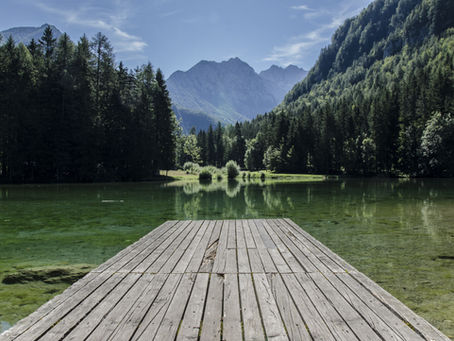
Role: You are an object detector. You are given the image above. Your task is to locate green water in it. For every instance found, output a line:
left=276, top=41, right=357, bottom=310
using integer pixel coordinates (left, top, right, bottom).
left=0, top=178, right=453, bottom=337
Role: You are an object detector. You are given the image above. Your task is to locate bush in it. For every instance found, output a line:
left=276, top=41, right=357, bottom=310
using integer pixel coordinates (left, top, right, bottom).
left=198, top=167, right=213, bottom=181
left=183, top=162, right=200, bottom=174
left=226, top=160, right=240, bottom=179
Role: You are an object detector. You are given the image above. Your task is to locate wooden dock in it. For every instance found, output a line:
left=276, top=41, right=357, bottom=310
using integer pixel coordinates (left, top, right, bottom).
left=0, top=219, right=449, bottom=340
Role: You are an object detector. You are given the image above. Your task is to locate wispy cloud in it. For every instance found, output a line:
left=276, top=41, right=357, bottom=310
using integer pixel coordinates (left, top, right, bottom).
left=160, top=9, right=181, bottom=18
left=290, top=5, right=313, bottom=11
left=266, top=0, right=370, bottom=66
left=34, top=1, right=147, bottom=53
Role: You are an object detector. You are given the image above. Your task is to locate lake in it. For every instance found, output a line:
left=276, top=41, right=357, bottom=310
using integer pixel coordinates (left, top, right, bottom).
left=0, top=178, right=453, bottom=337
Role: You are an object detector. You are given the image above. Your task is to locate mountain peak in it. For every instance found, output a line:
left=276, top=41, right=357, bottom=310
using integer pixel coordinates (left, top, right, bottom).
left=167, top=58, right=308, bottom=131
left=0, top=24, right=62, bottom=45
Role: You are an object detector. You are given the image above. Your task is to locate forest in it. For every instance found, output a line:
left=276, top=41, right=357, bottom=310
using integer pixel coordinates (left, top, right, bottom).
left=1, top=0, right=454, bottom=183
left=0, top=27, right=177, bottom=183
left=178, top=0, right=454, bottom=177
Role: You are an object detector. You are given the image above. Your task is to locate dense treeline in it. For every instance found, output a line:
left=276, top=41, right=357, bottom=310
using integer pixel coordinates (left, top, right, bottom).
left=0, top=27, right=177, bottom=183
left=178, top=0, right=454, bottom=177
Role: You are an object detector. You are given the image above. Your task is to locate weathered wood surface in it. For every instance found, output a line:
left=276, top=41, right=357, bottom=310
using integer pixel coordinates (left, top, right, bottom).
left=1, top=219, right=449, bottom=341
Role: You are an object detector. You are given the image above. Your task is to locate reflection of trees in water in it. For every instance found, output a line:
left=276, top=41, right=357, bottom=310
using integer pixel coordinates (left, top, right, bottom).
left=226, top=180, right=241, bottom=198
left=321, top=179, right=452, bottom=241
left=183, top=195, right=201, bottom=219
left=174, top=180, right=299, bottom=219
left=181, top=181, right=240, bottom=197
left=174, top=178, right=453, bottom=240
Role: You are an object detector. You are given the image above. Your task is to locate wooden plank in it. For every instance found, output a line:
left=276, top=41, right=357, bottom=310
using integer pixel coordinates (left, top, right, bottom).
left=176, top=273, right=210, bottom=340
left=279, top=219, right=350, bottom=273
left=116, top=220, right=190, bottom=273
left=271, top=219, right=329, bottom=273
left=247, top=248, right=264, bottom=273
left=95, top=220, right=179, bottom=273
left=264, top=220, right=306, bottom=273
left=309, top=272, right=382, bottom=341
left=223, top=273, right=242, bottom=341
left=348, top=271, right=451, bottom=341
left=152, top=273, right=197, bottom=340
left=295, top=273, right=358, bottom=341
left=130, top=273, right=182, bottom=341
left=268, top=248, right=292, bottom=273
left=236, top=220, right=246, bottom=249
left=157, top=220, right=204, bottom=273
left=270, top=273, right=312, bottom=341
left=186, top=220, right=217, bottom=273
left=239, top=274, right=265, bottom=340
left=142, top=220, right=195, bottom=273
left=242, top=219, right=256, bottom=248
left=212, top=220, right=229, bottom=273
left=224, top=249, right=238, bottom=274
left=208, top=219, right=223, bottom=246
left=200, top=221, right=223, bottom=273
left=39, top=273, right=130, bottom=341
left=200, top=274, right=223, bottom=341
left=57, top=273, right=143, bottom=341
left=83, top=273, right=159, bottom=341
left=227, top=220, right=236, bottom=249
left=281, top=273, right=336, bottom=341
left=267, top=220, right=319, bottom=273
left=237, top=248, right=251, bottom=273
left=173, top=220, right=210, bottom=273
left=105, top=273, right=170, bottom=341
left=325, top=272, right=418, bottom=341
left=248, top=220, right=277, bottom=273
left=2, top=219, right=449, bottom=341
left=253, top=273, right=288, bottom=340
left=14, top=272, right=114, bottom=341
left=253, top=219, right=276, bottom=249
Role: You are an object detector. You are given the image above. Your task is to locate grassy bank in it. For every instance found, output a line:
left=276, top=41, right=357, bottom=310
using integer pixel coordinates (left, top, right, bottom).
left=160, top=169, right=326, bottom=182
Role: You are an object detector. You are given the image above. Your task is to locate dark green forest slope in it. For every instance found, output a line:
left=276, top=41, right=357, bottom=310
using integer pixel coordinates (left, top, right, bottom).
left=0, top=28, right=177, bottom=183
left=188, top=0, right=454, bottom=176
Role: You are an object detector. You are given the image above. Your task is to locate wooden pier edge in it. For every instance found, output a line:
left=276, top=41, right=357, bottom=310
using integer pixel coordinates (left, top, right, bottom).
left=0, top=219, right=450, bottom=341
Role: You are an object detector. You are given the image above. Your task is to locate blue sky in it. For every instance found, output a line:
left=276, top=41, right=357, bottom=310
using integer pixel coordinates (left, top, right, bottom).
left=1, top=0, right=374, bottom=77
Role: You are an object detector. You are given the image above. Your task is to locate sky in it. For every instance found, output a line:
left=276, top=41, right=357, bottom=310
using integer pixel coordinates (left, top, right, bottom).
left=0, top=0, right=374, bottom=77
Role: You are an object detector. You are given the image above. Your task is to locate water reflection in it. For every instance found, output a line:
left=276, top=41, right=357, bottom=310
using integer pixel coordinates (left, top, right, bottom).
left=0, top=178, right=453, bottom=336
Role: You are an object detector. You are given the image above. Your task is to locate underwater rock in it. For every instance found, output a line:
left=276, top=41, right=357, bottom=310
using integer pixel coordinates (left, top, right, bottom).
left=2, top=264, right=94, bottom=284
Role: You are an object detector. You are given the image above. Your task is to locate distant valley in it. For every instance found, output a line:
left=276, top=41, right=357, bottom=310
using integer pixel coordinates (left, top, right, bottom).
left=167, top=58, right=307, bottom=131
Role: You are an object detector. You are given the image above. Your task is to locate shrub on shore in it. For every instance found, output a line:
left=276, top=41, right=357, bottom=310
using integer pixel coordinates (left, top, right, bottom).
left=183, top=162, right=200, bottom=174
left=198, top=167, right=213, bottom=180
left=226, top=160, right=240, bottom=179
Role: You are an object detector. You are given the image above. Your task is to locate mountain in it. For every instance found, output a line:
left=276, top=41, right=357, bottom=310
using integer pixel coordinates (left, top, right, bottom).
left=0, top=24, right=62, bottom=45
left=236, top=0, right=454, bottom=177
left=167, top=58, right=306, bottom=132
left=259, top=65, right=307, bottom=104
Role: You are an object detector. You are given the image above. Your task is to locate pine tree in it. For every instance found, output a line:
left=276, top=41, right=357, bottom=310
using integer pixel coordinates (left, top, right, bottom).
left=154, top=68, right=177, bottom=174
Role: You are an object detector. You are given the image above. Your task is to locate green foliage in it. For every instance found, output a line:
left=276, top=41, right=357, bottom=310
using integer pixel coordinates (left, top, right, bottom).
left=179, top=0, right=454, bottom=178
left=226, top=160, right=240, bottom=179
left=420, top=112, right=454, bottom=176
left=182, top=162, right=201, bottom=174
left=0, top=30, right=178, bottom=183
left=198, top=167, right=213, bottom=181
left=263, top=146, right=283, bottom=172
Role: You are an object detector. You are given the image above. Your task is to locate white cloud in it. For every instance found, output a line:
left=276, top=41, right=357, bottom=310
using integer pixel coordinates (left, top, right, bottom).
left=266, top=0, right=372, bottom=66
left=290, top=5, right=313, bottom=11
left=34, top=1, right=147, bottom=53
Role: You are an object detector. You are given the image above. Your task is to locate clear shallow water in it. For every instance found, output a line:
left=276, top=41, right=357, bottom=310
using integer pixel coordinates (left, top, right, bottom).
left=0, top=178, right=453, bottom=337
